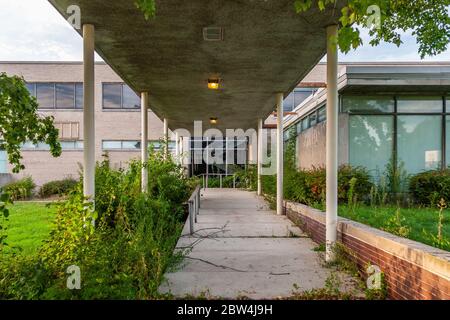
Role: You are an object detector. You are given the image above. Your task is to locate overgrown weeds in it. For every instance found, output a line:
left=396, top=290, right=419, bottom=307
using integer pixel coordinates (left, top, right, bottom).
left=0, top=151, right=194, bottom=299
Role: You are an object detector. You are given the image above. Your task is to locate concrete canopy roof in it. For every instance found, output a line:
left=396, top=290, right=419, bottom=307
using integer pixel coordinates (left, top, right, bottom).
left=49, top=0, right=341, bottom=132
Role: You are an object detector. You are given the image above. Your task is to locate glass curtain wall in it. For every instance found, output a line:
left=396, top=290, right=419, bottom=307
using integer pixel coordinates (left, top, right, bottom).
left=343, top=96, right=447, bottom=178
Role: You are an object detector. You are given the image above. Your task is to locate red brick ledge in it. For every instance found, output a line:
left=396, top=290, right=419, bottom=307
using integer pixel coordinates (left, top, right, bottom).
left=284, top=200, right=450, bottom=300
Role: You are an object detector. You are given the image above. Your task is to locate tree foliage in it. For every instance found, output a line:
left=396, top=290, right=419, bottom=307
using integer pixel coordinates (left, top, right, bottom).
left=294, top=0, right=450, bottom=58
left=0, top=73, right=61, bottom=173
left=136, top=0, right=450, bottom=58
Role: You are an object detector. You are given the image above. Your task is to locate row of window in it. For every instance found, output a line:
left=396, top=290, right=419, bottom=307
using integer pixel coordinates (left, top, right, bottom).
left=20, top=140, right=176, bottom=151
left=292, top=105, right=326, bottom=137
left=342, top=96, right=449, bottom=114
left=102, top=140, right=176, bottom=151
left=22, top=141, right=84, bottom=151
left=26, top=82, right=141, bottom=110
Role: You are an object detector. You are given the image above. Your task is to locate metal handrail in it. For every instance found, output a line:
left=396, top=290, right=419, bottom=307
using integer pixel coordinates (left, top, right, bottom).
left=187, top=185, right=201, bottom=235
left=199, top=173, right=237, bottom=189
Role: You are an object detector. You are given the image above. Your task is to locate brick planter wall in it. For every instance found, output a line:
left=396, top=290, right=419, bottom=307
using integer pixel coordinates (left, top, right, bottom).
left=285, top=201, right=450, bottom=300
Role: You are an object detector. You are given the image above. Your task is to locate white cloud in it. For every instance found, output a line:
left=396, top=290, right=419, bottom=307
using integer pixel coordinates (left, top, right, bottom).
left=0, top=0, right=448, bottom=62
left=0, top=0, right=100, bottom=61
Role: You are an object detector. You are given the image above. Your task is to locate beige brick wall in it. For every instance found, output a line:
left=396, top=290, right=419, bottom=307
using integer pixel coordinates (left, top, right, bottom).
left=0, top=62, right=169, bottom=186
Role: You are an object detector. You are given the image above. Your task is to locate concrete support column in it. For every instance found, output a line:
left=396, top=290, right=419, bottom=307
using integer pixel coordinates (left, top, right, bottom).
left=257, top=118, right=263, bottom=196
left=141, top=92, right=149, bottom=193
left=276, top=93, right=284, bottom=216
left=326, top=24, right=339, bottom=262
left=163, top=118, right=169, bottom=159
left=83, top=24, right=95, bottom=201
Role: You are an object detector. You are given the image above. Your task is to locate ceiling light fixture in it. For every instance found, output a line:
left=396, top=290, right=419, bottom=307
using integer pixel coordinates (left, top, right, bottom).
left=210, top=117, right=218, bottom=125
left=208, top=79, right=220, bottom=90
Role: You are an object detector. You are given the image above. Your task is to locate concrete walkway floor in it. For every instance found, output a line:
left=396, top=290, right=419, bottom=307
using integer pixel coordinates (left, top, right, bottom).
left=159, top=189, right=359, bottom=299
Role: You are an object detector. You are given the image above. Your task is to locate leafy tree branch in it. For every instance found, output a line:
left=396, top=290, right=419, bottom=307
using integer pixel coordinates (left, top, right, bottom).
left=294, top=0, right=450, bottom=58
left=0, top=73, right=62, bottom=173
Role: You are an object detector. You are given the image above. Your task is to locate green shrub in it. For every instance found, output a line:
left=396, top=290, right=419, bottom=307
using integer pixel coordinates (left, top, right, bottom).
left=260, top=165, right=373, bottom=208
left=409, top=169, right=450, bottom=206
left=39, top=178, right=78, bottom=198
left=0, top=150, right=194, bottom=299
left=2, top=176, right=35, bottom=200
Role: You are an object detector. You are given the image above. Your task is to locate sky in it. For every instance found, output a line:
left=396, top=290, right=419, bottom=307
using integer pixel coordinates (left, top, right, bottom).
left=0, top=0, right=449, bottom=62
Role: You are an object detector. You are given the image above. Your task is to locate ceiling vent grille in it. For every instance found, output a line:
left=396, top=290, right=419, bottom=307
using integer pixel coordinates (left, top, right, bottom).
left=203, top=27, right=224, bottom=41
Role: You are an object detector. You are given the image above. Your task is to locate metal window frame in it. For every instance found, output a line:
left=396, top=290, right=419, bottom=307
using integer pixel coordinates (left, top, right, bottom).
left=345, top=94, right=447, bottom=171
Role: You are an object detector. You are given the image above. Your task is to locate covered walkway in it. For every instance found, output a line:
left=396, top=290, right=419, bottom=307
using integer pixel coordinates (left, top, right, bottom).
left=159, top=189, right=357, bottom=299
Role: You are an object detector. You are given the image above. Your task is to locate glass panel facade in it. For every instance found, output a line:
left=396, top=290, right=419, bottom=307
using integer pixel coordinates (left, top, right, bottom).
left=122, top=85, right=140, bottom=109
left=397, top=116, right=442, bottom=174
left=397, top=97, right=443, bottom=113
left=103, top=84, right=122, bottom=109
left=294, top=89, right=314, bottom=107
left=56, top=83, right=75, bottom=109
left=283, top=93, right=294, bottom=112
left=349, top=115, right=394, bottom=177
left=36, top=83, right=55, bottom=109
left=343, top=96, right=394, bottom=113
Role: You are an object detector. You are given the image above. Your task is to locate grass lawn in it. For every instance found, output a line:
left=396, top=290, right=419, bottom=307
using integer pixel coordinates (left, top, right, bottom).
left=339, top=205, right=450, bottom=251
left=3, top=202, right=58, bottom=256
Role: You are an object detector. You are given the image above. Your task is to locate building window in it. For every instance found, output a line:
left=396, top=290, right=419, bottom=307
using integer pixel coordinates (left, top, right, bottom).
left=342, top=96, right=394, bottom=113
left=397, top=115, right=442, bottom=174
left=294, top=88, right=317, bottom=107
left=397, top=97, right=443, bottom=113
left=102, top=140, right=176, bottom=151
left=283, top=93, right=294, bottom=112
left=0, top=145, right=6, bottom=174
left=349, top=115, right=394, bottom=177
left=301, top=118, right=309, bottom=131
left=56, top=83, right=75, bottom=109
left=36, top=83, right=55, bottom=109
left=60, top=141, right=83, bottom=150
left=26, top=82, right=83, bottom=109
left=309, top=112, right=317, bottom=127
left=296, top=121, right=302, bottom=134
left=318, top=106, right=326, bottom=123
left=21, top=141, right=82, bottom=151
left=283, top=89, right=317, bottom=113
left=26, top=83, right=36, bottom=97
left=103, top=83, right=140, bottom=110
left=75, top=83, right=84, bottom=109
